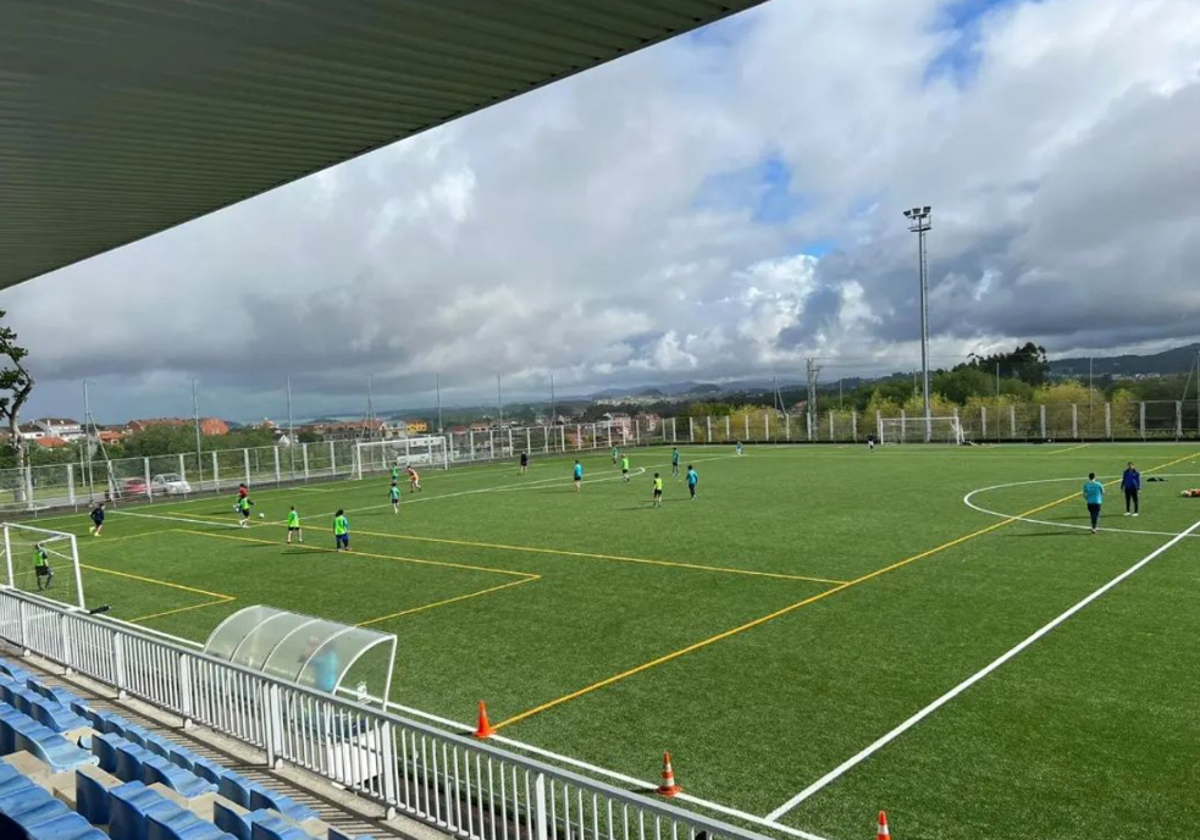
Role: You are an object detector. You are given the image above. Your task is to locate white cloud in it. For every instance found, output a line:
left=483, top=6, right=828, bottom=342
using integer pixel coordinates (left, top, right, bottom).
left=3, top=0, right=1200, bottom=419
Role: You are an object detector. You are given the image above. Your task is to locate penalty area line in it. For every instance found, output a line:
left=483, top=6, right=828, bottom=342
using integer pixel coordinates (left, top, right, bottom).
left=764, top=516, right=1200, bottom=823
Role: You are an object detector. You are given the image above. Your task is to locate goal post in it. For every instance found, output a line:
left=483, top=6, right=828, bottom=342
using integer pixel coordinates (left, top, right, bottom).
left=878, top=416, right=965, bottom=445
left=1, top=522, right=85, bottom=610
left=354, top=436, right=450, bottom=480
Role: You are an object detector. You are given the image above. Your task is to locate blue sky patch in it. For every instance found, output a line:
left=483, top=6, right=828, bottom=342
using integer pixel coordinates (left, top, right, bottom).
left=694, top=153, right=806, bottom=224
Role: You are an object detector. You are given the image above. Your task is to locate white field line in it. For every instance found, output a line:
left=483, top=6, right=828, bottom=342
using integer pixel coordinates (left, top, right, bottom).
left=765, top=516, right=1200, bottom=822
left=109, top=509, right=242, bottom=529
left=383, top=702, right=833, bottom=840
left=962, top=474, right=1200, bottom=539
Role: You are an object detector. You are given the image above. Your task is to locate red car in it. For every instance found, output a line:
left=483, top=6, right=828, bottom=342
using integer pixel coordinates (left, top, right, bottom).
left=124, top=478, right=148, bottom=496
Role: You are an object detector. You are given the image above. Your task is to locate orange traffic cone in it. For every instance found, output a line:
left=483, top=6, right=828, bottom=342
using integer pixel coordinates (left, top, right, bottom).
left=877, top=811, right=890, bottom=839
left=474, top=701, right=496, bottom=738
left=656, top=752, right=682, bottom=797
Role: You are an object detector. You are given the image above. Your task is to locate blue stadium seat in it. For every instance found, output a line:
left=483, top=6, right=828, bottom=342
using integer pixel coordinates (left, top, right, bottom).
left=30, top=698, right=88, bottom=734
left=0, top=790, right=71, bottom=831
left=143, top=736, right=174, bottom=761
left=142, top=756, right=215, bottom=799
left=216, top=774, right=251, bottom=808
left=114, top=741, right=155, bottom=783
left=70, top=701, right=92, bottom=721
left=247, top=812, right=308, bottom=840
left=22, top=811, right=109, bottom=840
left=211, top=800, right=251, bottom=840
left=187, top=757, right=225, bottom=786
left=76, top=767, right=113, bottom=825
left=108, top=781, right=179, bottom=840
left=326, top=829, right=376, bottom=840
left=0, top=706, right=26, bottom=754
left=246, top=787, right=316, bottom=823
left=13, top=722, right=97, bottom=772
left=121, top=725, right=154, bottom=749
left=11, top=686, right=39, bottom=716
left=145, top=807, right=230, bottom=840
left=91, top=733, right=123, bottom=774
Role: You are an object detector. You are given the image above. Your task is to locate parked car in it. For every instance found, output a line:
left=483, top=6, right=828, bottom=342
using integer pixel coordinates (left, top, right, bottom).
left=151, top=473, right=192, bottom=495
left=124, top=478, right=148, bottom=495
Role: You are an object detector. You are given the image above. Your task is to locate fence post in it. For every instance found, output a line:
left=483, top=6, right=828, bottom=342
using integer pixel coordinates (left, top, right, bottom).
left=900, top=410, right=906, bottom=442
left=981, top=406, right=988, bottom=439
left=785, top=413, right=791, bottom=440
left=23, top=468, right=33, bottom=512
left=725, top=416, right=731, bottom=440
left=329, top=441, right=336, bottom=475
left=764, top=413, right=770, bottom=441
left=1139, top=402, right=1146, bottom=440
left=144, top=459, right=152, bottom=500
left=1176, top=401, right=1183, bottom=440
left=526, top=428, right=532, bottom=454
left=177, top=455, right=186, bottom=486
left=243, top=449, right=252, bottom=486
left=380, top=720, right=398, bottom=812
left=576, top=425, right=582, bottom=450
left=3, top=526, right=13, bottom=588
left=634, top=419, right=641, bottom=446
left=488, top=430, right=495, bottom=459
left=706, top=416, right=712, bottom=443
left=211, top=452, right=219, bottom=490
left=744, top=414, right=750, bottom=440
left=852, top=410, right=858, bottom=442
left=829, top=411, right=835, bottom=441
left=66, top=466, right=75, bottom=508
left=507, top=428, right=514, bottom=456
left=1009, top=405, right=1017, bottom=439
left=876, top=411, right=883, bottom=441
left=689, top=417, right=695, bottom=442
left=1105, top=403, right=1112, bottom=439
left=1071, top=404, right=1078, bottom=439
left=469, top=430, right=475, bottom=459
left=302, top=444, right=310, bottom=480
left=1039, top=405, right=1047, bottom=440
left=533, top=772, right=549, bottom=840
left=273, top=448, right=281, bottom=485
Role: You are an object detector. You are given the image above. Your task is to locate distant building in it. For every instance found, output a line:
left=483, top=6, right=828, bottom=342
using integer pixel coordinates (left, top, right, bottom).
left=33, top=436, right=70, bottom=449
left=32, top=417, right=85, bottom=441
left=297, top=420, right=391, bottom=442
left=128, top=417, right=230, bottom=436
left=404, top=419, right=430, bottom=434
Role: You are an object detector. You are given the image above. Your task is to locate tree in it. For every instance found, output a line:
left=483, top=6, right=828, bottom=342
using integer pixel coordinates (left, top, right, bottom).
left=0, top=311, right=34, bottom=485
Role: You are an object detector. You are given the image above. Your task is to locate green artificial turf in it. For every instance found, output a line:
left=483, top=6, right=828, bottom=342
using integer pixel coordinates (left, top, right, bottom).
left=16, top=442, right=1200, bottom=840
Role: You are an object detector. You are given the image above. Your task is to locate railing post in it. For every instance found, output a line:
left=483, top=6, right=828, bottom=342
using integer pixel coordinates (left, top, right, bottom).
left=67, top=466, right=75, bottom=508
left=177, top=454, right=186, bottom=485
left=785, top=413, right=791, bottom=441
left=1176, top=401, right=1183, bottom=440
left=1105, top=403, right=1112, bottom=439
left=265, top=683, right=283, bottom=768
left=828, top=410, right=834, bottom=440
left=179, top=655, right=194, bottom=728
left=23, top=468, right=33, bottom=512
left=380, top=720, right=398, bottom=813
left=273, top=447, right=281, bottom=485
left=302, top=444, right=309, bottom=481
left=144, top=459, right=152, bottom=500
left=60, top=611, right=73, bottom=673
left=17, top=600, right=29, bottom=655
left=725, top=416, right=731, bottom=440
left=705, top=416, right=712, bottom=443
left=1039, top=405, right=1047, bottom=440
left=1139, top=402, right=1146, bottom=440
left=1071, top=404, right=1078, bottom=439
left=1009, top=405, right=1017, bottom=439
left=764, top=413, right=770, bottom=441
left=244, top=449, right=252, bottom=487
left=851, top=410, right=858, bottom=442
left=4, top=525, right=14, bottom=588
left=533, top=771, right=549, bottom=840
left=113, top=630, right=128, bottom=698
left=981, top=406, right=988, bottom=438
left=876, top=411, right=883, bottom=441
left=329, top=441, right=336, bottom=476
left=212, top=451, right=220, bottom=490
left=688, top=417, right=695, bottom=442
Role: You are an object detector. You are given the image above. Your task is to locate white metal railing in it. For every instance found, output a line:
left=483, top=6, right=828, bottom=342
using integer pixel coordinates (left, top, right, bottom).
left=0, top=588, right=772, bottom=840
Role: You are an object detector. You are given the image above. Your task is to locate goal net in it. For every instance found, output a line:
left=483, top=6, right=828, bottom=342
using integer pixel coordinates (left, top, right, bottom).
left=878, top=416, right=965, bottom=445
left=354, top=437, right=449, bottom=480
left=1, top=523, right=85, bottom=610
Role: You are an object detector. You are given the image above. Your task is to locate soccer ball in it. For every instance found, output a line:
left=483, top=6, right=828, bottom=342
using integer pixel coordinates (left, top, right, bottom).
left=258, top=512, right=266, bottom=519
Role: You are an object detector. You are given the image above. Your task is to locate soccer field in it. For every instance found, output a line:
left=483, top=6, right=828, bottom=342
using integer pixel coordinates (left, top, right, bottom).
left=18, top=442, right=1200, bottom=840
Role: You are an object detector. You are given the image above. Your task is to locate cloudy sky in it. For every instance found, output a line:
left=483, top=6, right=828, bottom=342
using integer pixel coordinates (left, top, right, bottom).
left=4, top=0, right=1199, bottom=422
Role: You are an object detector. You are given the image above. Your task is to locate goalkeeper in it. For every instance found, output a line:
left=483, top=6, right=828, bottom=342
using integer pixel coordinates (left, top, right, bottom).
left=33, top=544, right=53, bottom=591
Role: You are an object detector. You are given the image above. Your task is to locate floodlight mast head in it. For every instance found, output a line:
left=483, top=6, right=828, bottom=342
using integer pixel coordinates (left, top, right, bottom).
left=904, top=206, right=932, bottom=233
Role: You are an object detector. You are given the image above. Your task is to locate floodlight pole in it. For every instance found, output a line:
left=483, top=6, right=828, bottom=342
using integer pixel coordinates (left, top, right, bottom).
left=192, top=379, right=203, bottom=483
left=435, top=374, right=443, bottom=433
left=904, top=206, right=933, bottom=442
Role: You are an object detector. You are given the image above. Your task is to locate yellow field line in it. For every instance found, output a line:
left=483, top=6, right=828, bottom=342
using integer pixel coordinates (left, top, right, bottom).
left=129, top=596, right=236, bottom=623
left=336, top=529, right=847, bottom=585
left=1048, top=443, right=1091, bottom=454
left=78, top=563, right=235, bottom=600
left=181, top=529, right=530, bottom=578
left=492, top=449, right=1200, bottom=730
left=356, top=576, right=541, bottom=627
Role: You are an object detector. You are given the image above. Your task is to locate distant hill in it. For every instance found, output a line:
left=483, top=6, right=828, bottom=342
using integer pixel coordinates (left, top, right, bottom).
left=1051, top=343, right=1200, bottom=376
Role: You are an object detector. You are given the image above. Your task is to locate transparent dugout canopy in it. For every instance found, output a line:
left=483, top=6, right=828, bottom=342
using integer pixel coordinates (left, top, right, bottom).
left=204, top=605, right=396, bottom=705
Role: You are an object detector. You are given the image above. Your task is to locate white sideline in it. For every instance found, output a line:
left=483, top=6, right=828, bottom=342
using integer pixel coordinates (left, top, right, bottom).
left=384, top=702, right=834, bottom=840
left=764, top=516, right=1200, bottom=822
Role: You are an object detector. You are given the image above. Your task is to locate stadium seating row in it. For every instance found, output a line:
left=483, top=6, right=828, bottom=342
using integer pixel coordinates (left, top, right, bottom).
left=0, top=653, right=376, bottom=840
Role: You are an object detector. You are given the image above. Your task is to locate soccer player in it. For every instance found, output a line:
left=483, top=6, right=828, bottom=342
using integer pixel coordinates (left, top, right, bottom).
left=671, top=447, right=681, bottom=477
left=89, top=502, right=105, bottom=537
left=390, top=481, right=401, bottom=514
left=237, top=483, right=248, bottom=500
left=391, top=462, right=401, bottom=483
left=652, top=473, right=664, bottom=508
left=1083, top=472, right=1104, bottom=534
left=686, top=465, right=699, bottom=499
left=867, top=434, right=877, bottom=451
left=519, top=451, right=529, bottom=475
left=237, top=494, right=254, bottom=529
left=33, top=544, right=53, bottom=591
left=735, top=440, right=744, bottom=456
left=573, top=460, right=583, bottom=492
left=621, top=454, right=630, bottom=482
left=406, top=465, right=422, bottom=493
left=286, top=506, right=303, bottom=544
left=1121, top=461, right=1140, bottom=517
left=334, top=509, right=350, bottom=551
left=611, top=445, right=619, bottom=466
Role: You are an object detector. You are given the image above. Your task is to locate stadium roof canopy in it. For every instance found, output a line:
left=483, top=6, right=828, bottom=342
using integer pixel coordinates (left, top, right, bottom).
left=0, top=0, right=764, bottom=290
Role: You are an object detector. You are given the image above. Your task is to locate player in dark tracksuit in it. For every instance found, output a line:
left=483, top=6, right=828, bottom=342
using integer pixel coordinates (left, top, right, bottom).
left=1121, top=462, right=1141, bottom=516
